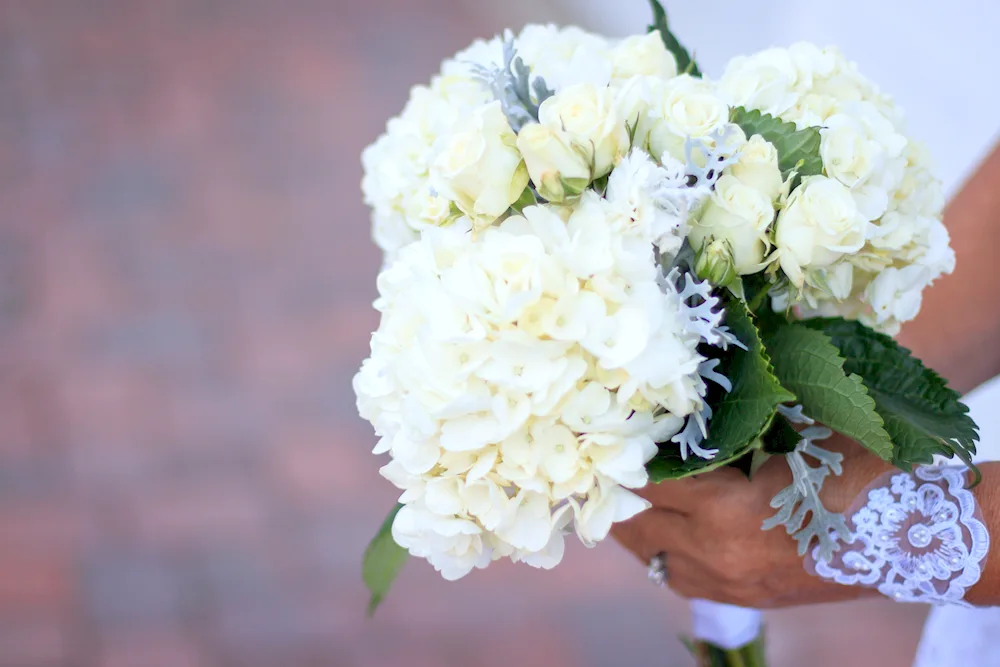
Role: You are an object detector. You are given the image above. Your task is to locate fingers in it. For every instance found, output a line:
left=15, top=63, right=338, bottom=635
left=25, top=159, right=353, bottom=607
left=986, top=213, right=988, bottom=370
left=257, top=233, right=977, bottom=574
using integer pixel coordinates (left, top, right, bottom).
left=611, top=507, right=694, bottom=562
left=658, top=553, right=716, bottom=600
left=634, top=476, right=702, bottom=513
left=637, top=466, right=748, bottom=512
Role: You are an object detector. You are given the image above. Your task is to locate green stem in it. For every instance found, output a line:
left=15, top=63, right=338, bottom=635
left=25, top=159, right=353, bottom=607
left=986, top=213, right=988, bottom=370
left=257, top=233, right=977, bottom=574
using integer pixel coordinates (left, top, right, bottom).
left=746, top=284, right=771, bottom=314
left=689, top=633, right=767, bottom=667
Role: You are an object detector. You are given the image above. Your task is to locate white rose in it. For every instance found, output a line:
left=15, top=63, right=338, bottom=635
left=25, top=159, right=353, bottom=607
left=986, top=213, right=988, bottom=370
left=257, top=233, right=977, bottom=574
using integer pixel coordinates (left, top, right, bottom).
left=729, top=134, right=784, bottom=201
left=719, top=48, right=798, bottom=117
left=821, top=103, right=907, bottom=220
left=538, top=83, right=629, bottom=178
left=689, top=175, right=774, bottom=274
left=788, top=42, right=838, bottom=83
left=810, top=67, right=871, bottom=106
left=647, top=75, right=730, bottom=162
left=783, top=92, right=839, bottom=128
left=516, top=123, right=592, bottom=202
left=821, top=114, right=879, bottom=186
left=516, top=24, right=614, bottom=89
left=775, top=176, right=868, bottom=287
left=611, top=32, right=677, bottom=81
left=430, top=101, right=529, bottom=222
left=404, top=190, right=455, bottom=228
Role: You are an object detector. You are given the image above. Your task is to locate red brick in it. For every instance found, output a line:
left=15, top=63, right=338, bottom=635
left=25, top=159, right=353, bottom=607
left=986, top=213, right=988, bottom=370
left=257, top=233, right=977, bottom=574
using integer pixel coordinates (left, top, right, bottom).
left=0, top=498, right=96, bottom=555
left=268, top=424, right=380, bottom=506
left=127, top=480, right=267, bottom=549
left=0, top=554, right=74, bottom=615
left=0, top=618, right=72, bottom=667
left=97, top=630, right=208, bottom=667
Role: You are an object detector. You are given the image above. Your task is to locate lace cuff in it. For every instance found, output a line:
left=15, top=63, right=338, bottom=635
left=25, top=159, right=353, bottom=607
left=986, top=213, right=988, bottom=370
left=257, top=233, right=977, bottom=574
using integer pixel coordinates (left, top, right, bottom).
left=809, top=466, right=990, bottom=605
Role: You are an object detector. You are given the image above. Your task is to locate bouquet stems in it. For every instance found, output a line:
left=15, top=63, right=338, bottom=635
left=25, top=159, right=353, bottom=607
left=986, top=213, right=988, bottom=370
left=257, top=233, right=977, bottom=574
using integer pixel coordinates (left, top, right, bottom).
left=689, top=634, right=766, bottom=667
left=687, top=600, right=766, bottom=666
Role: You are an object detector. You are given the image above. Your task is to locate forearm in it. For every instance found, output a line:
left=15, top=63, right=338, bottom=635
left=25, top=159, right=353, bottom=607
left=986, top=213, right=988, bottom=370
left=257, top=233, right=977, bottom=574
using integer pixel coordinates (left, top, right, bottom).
left=898, top=143, right=1000, bottom=394
left=968, top=461, right=1000, bottom=606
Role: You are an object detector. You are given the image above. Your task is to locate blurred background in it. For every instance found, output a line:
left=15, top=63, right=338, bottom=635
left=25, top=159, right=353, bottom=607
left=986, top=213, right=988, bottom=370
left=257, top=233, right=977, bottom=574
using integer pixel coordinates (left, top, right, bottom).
left=5, top=0, right=997, bottom=666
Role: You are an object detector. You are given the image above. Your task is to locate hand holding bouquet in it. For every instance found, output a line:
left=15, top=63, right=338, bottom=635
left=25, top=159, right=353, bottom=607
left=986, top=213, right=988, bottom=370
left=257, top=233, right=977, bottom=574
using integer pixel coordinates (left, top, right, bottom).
left=355, top=2, right=980, bottom=661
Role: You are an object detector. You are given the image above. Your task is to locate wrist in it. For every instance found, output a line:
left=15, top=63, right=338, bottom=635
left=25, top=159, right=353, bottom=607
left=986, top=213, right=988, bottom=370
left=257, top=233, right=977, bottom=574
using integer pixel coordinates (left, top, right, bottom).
left=810, top=463, right=991, bottom=606
left=818, top=436, right=897, bottom=514
left=966, top=463, right=998, bottom=606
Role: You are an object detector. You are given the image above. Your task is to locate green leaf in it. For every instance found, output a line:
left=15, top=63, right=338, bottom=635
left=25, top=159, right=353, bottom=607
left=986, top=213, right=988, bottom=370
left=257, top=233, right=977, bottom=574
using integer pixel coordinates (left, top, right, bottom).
left=647, top=298, right=794, bottom=480
left=362, top=503, right=408, bottom=616
left=647, top=0, right=701, bottom=77
left=802, top=318, right=980, bottom=478
left=761, top=413, right=802, bottom=455
left=729, top=107, right=823, bottom=178
left=762, top=322, right=894, bottom=460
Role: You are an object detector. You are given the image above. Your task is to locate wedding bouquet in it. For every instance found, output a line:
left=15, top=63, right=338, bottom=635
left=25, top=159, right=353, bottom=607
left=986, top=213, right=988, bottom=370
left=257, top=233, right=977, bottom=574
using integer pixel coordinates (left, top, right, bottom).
left=355, top=1, right=978, bottom=663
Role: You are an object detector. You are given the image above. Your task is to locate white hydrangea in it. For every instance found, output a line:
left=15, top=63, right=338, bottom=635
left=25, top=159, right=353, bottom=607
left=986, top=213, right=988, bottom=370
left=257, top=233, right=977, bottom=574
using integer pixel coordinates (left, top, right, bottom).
left=355, top=184, right=727, bottom=578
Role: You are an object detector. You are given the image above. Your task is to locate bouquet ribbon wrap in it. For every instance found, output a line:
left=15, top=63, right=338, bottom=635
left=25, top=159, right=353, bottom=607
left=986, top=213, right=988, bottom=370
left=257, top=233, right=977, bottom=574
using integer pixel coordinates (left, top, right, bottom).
left=691, top=600, right=762, bottom=650
left=690, top=600, right=762, bottom=649
left=689, top=600, right=765, bottom=666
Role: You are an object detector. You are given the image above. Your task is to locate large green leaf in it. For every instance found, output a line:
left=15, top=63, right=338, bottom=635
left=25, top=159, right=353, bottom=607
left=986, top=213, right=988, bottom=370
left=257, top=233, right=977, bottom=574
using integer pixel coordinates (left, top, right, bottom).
left=729, top=107, right=823, bottom=178
left=763, top=322, right=893, bottom=460
left=647, top=298, right=794, bottom=481
left=647, top=0, right=701, bottom=77
left=803, top=318, right=979, bottom=476
left=362, top=504, right=408, bottom=616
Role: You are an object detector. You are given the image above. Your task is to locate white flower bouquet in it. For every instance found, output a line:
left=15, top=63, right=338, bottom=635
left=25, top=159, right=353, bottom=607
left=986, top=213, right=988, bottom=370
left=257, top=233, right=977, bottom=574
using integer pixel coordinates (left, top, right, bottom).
left=355, top=2, right=978, bottom=663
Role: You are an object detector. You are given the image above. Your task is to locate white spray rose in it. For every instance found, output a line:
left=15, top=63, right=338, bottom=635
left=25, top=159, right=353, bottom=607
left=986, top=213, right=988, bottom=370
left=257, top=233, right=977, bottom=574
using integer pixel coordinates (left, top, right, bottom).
left=404, top=190, right=455, bottom=228
left=647, top=75, right=729, bottom=162
left=516, top=123, right=592, bottom=202
left=775, top=175, right=867, bottom=287
left=729, top=134, right=784, bottom=201
left=516, top=24, right=614, bottom=89
left=610, top=31, right=677, bottom=81
left=719, top=48, right=798, bottom=118
left=538, top=83, right=629, bottom=178
left=787, top=42, right=839, bottom=83
left=784, top=92, right=839, bottom=128
left=431, top=101, right=529, bottom=222
left=689, top=175, right=775, bottom=274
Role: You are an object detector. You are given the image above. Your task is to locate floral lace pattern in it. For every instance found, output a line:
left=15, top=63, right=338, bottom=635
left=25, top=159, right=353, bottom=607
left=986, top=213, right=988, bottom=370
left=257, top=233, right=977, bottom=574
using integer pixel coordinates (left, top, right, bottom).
left=811, top=466, right=989, bottom=605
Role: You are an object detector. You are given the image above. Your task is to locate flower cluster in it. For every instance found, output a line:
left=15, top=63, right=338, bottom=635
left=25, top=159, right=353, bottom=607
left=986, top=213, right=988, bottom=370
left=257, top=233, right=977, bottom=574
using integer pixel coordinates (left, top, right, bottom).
left=361, top=25, right=678, bottom=263
left=357, top=26, right=956, bottom=579
left=355, top=156, right=734, bottom=578
left=719, top=44, right=953, bottom=334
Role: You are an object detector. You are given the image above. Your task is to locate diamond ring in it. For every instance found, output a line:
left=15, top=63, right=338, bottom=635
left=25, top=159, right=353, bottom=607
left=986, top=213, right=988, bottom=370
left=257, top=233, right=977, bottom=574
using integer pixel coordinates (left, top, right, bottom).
left=647, top=552, right=668, bottom=586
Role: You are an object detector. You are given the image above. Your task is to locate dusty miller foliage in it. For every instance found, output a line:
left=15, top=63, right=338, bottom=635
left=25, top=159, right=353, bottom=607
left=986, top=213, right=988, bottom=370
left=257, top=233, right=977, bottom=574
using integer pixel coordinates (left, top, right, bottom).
left=471, top=34, right=554, bottom=133
left=762, top=409, right=851, bottom=562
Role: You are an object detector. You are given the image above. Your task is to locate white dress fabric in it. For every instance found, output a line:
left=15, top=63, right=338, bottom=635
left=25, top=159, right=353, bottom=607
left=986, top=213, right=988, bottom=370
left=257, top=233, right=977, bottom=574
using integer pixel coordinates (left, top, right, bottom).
left=562, top=1, right=1000, bottom=663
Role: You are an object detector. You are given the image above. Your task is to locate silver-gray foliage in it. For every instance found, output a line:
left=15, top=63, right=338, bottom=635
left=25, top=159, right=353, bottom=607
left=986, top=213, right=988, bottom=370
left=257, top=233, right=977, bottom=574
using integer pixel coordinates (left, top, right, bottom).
left=471, top=33, right=554, bottom=133
left=682, top=126, right=743, bottom=189
left=762, top=423, right=851, bottom=562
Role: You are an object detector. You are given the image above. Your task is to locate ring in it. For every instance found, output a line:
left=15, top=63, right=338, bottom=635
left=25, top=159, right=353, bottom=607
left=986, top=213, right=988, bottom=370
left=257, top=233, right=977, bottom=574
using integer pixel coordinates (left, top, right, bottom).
left=647, top=552, right=668, bottom=586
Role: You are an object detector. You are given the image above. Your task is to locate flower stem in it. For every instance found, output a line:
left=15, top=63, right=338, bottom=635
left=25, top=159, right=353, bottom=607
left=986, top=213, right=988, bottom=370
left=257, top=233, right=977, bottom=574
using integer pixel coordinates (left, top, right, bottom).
left=689, top=633, right=767, bottom=667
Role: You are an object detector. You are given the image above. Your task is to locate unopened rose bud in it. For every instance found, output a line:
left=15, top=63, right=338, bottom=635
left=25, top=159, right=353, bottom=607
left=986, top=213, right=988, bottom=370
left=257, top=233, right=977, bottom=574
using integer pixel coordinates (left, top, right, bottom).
left=694, top=238, right=738, bottom=287
left=516, top=123, right=592, bottom=203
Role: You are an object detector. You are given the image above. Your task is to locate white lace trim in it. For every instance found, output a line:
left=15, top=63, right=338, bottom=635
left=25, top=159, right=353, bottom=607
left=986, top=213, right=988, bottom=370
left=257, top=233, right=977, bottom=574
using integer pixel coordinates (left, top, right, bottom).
left=811, top=466, right=989, bottom=605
